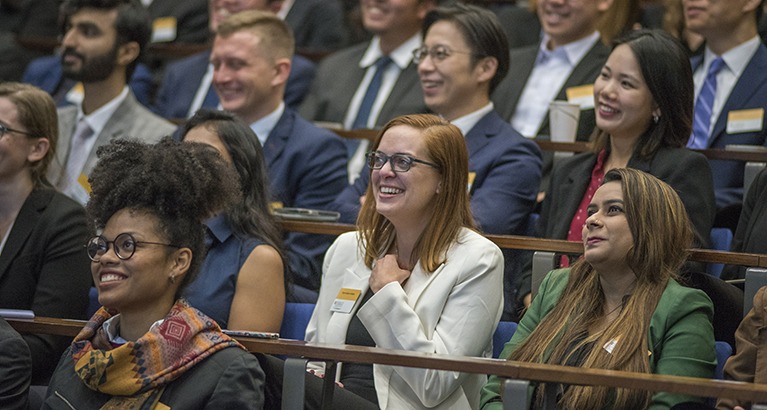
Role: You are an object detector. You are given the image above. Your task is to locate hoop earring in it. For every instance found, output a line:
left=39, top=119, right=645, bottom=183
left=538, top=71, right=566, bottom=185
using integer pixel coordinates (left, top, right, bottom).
left=652, top=114, right=659, bottom=124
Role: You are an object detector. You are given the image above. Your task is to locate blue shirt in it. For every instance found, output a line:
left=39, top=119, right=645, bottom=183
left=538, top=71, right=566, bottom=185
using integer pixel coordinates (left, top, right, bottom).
left=183, top=215, right=264, bottom=329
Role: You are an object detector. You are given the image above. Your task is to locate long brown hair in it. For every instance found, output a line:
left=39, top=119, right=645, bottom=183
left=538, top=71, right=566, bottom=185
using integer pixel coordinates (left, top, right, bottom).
left=357, top=114, right=475, bottom=272
left=509, top=168, right=693, bottom=408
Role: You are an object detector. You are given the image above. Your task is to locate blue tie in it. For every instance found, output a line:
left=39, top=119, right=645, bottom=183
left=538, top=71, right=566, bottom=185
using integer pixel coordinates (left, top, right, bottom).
left=349, top=56, right=393, bottom=157
left=688, top=57, right=725, bottom=148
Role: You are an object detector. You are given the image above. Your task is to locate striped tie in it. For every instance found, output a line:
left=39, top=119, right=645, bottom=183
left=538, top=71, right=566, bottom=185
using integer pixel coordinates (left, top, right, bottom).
left=688, top=57, right=725, bottom=149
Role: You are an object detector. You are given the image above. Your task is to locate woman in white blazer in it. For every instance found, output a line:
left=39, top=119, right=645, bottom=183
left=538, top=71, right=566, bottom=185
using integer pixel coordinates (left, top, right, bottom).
left=306, top=113, right=505, bottom=409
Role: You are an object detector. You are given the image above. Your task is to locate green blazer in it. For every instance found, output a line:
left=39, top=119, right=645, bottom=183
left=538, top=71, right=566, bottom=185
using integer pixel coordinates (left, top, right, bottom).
left=481, top=268, right=716, bottom=409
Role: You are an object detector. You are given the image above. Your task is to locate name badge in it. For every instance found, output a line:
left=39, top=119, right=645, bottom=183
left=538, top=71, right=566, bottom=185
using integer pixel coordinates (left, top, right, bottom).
left=566, top=84, right=595, bottom=110
left=603, top=336, right=620, bottom=354
left=331, top=288, right=361, bottom=314
left=467, top=172, right=476, bottom=193
left=726, top=108, right=764, bottom=134
left=151, top=17, right=178, bottom=43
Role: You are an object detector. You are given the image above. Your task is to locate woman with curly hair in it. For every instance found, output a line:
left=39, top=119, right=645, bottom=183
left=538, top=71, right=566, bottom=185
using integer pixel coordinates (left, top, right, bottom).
left=481, top=168, right=716, bottom=409
left=42, top=138, right=265, bottom=409
left=181, top=109, right=287, bottom=333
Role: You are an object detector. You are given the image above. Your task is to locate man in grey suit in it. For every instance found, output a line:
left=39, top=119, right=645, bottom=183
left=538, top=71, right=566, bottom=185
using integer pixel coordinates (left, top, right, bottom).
left=49, top=0, right=175, bottom=204
left=491, top=0, right=613, bottom=193
left=300, top=0, right=437, bottom=178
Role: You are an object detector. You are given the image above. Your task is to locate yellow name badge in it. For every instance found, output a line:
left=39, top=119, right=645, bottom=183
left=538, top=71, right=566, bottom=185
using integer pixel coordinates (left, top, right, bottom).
left=726, top=108, right=764, bottom=134
left=151, top=17, right=178, bottom=43
left=78, top=173, right=91, bottom=194
left=331, top=288, right=362, bottom=314
left=467, top=172, right=476, bottom=193
left=566, top=84, right=595, bottom=110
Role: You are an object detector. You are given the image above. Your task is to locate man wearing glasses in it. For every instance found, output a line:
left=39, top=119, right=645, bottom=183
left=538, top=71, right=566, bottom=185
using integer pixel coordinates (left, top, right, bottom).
left=332, top=4, right=542, bottom=320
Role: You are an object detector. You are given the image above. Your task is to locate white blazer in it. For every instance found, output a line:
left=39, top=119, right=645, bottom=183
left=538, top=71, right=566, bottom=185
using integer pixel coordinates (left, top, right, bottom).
left=305, top=228, right=504, bottom=409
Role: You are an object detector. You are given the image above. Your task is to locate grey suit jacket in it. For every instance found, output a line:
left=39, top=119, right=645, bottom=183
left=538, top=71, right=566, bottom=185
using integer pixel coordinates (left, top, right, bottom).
left=284, top=0, right=347, bottom=52
left=299, top=42, right=428, bottom=127
left=50, top=90, right=176, bottom=189
left=491, top=40, right=610, bottom=141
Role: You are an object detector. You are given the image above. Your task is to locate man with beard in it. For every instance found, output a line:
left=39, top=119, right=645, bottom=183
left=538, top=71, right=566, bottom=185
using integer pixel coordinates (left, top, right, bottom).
left=48, top=0, right=175, bottom=204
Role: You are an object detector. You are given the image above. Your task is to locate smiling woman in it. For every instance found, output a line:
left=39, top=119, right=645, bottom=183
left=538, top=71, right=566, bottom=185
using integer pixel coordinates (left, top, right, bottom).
left=305, top=114, right=504, bottom=409
left=42, top=138, right=266, bottom=410
left=482, top=168, right=716, bottom=409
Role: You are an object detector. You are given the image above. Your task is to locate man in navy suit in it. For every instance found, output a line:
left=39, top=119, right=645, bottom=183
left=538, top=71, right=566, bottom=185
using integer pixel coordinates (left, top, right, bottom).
left=212, top=10, right=347, bottom=292
left=331, top=4, right=542, bottom=317
left=154, top=0, right=316, bottom=120
left=684, top=0, right=767, bottom=209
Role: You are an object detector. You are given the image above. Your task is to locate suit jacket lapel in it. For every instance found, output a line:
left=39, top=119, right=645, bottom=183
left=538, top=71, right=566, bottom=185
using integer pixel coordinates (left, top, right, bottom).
left=501, top=47, right=538, bottom=119
left=708, top=45, right=767, bottom=147
left=324, top=257, right=372, bottom=344
left=465, top=111, right=501, bottom=158
left=553, top=154, right=597, bottom=238
left=263, top=109, right=293, bottom=166
left=379, top=62, right=420, bottom=124
left=0, top=190, right=49, bottom=280
left=82, top=92, right=139, bottom=174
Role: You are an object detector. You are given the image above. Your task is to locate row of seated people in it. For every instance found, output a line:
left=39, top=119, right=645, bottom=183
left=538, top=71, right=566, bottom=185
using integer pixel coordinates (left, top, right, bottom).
left=2, top=0, right=765, bottom=385
left=1, top=103, right=764, bottom=409
left=19, top=0, right=767, bottom=214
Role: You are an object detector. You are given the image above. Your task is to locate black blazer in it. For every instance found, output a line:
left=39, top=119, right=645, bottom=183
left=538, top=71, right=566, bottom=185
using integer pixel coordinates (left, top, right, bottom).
left=723, top=167, right=767, bottom=280
left=517, top=147, right=717, bottom=299
left=0, top=188, right=92, bottom=383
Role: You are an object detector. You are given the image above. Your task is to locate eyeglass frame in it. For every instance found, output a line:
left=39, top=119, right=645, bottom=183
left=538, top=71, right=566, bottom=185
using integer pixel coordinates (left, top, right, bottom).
left=85, top=232, right=180, bottom=262
left=412, top=45, right=481, bottom=65
left=366, top=151, right=440, bottom=173
left=0, top=123, right=36, bottom=138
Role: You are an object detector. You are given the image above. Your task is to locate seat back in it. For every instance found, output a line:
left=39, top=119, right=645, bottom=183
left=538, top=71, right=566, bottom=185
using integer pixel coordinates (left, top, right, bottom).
left=492, top=321, right=518, bottom=359
left=714, top=341, right=733, bottom=380
left=708, top=228, right=733, bottom=278
left=279, top=303, right=316, bottom=340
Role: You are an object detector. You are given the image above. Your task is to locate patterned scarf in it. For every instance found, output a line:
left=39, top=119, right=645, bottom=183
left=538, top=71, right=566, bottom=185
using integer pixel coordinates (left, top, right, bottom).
left=71, top=299, right=243, bottom=410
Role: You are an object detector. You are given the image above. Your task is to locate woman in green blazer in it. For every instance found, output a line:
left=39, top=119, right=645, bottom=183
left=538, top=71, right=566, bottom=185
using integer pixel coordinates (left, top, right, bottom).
left=481, top=168, right=716, bottom=409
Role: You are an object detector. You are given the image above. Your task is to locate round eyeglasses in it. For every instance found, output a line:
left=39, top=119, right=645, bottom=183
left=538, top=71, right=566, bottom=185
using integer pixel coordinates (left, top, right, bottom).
left=366, top=151, right=439, bottom=173
left=85, top=233, right=179, bottom=262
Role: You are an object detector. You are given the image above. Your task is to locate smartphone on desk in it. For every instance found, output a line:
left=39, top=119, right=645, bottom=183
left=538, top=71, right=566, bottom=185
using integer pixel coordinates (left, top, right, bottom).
left=223, top=329, right=280, bottom=339
left=273, top=207, right=340, bottom=222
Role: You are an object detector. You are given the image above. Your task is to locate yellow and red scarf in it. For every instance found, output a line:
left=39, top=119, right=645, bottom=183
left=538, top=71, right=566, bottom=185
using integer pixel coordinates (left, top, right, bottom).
left=71, top=300, right=242, bottom=409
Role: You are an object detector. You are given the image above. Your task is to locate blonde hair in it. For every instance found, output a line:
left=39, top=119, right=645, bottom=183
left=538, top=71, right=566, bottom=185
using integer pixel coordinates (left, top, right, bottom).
left=509, top=168, right=693, bottom=409
left=216, top=10, right=294, bottom=61
left=357, top=114, right=475, bottom=272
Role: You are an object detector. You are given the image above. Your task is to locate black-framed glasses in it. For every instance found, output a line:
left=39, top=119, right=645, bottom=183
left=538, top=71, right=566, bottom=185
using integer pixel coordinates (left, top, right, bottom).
left=366, top=151, right=439, bottom=173
left=85, top=233, right=179, bottom=262
left=412, top=45, right=476, bottom=64
left=0, top=123, right=35, bottom=138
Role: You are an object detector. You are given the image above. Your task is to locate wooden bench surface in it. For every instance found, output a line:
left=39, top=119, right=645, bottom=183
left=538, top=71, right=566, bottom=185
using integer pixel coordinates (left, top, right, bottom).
left=8, top=316, right=767, bottom=401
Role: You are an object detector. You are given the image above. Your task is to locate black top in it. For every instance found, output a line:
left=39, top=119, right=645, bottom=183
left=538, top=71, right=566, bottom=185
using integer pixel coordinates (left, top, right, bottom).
left=341, top=288, right=378, bottom=405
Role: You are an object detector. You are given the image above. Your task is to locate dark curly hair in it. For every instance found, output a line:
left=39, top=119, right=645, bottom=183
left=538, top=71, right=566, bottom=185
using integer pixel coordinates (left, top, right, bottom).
left=86, top=137, right=240, bottom=296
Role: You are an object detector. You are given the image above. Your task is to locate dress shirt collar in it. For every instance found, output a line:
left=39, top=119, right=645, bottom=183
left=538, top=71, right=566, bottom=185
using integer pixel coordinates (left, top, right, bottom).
left=249, top=101, right=285, bottom=146
left=102, top=314, right=165, bottom=345
left=538, top=31, right=601, bottom=66
left=359, top=33, right=421, bottom=70
left=77, top=86, right=130, bottom=138
left=702, top=35, right=760, bottom=79
left=451, top=102, right=494, bottom=136
left=205, top=213, right=234, bottom=245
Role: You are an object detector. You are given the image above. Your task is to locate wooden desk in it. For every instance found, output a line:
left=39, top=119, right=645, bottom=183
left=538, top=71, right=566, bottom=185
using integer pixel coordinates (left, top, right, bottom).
left=8, top=317, right=767, bottom=403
